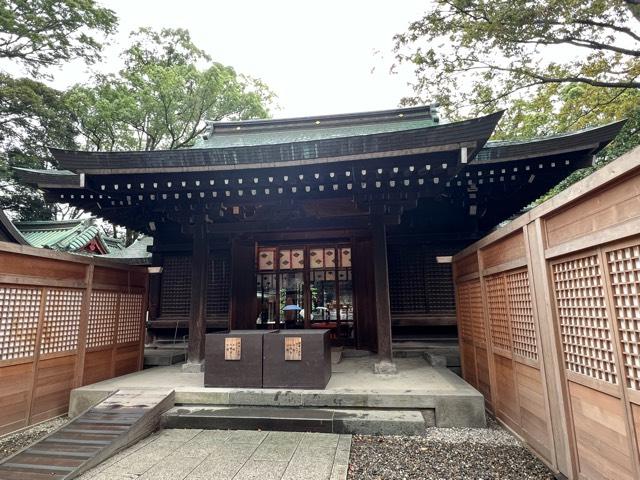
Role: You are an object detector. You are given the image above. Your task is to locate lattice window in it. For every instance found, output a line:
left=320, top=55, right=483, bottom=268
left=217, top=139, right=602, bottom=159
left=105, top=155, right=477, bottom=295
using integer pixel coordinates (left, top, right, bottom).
left=457, top=282, right=474, bottom=342
left=117, top=293, right=143, bottom=344
left=486, top=275, right=511, bottom=351
left=87, top=290, right=118, bottom=348
left=506, top=270, right=538, bottom=361
left=469, top=280, right=486, bottom=346
left=0, top=286, right=41, bottom=361
left=389, top=245, right=426, bottom=313
left=552, top=255, right=616, bottom=384
left=206, top=251, right=231, bottom=317
left=40, top=289, right=82, bottom=354
left=160, top=256, right=192, bottom=317
left=424, top=251, right=456, bottom=314
left=607, top=245, right=640, bottom=390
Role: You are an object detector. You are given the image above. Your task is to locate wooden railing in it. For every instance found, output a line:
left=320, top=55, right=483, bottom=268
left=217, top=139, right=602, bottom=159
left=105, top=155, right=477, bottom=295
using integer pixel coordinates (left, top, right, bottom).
left=0, top=242, right=148, bottom=435
left=453, top=145, right=640, bottom=480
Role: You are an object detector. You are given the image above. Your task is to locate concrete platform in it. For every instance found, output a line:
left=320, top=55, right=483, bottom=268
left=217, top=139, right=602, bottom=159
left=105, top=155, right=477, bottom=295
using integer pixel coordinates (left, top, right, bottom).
left=70, top=356, right=485, bottom=429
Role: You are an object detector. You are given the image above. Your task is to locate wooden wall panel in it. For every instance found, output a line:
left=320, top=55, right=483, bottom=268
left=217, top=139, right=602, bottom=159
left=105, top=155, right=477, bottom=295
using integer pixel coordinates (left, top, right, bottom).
left=482, top=231, right=526, bottom=269
left=494, top=354, right=520, bottom=428
left=92, top=266, right=129, bottom=287
left=1, top=252, right=86, bottom=282
left=545, top=171, right=640, bottom=249
left=632, top=403, right=640, bottom=459
left=475, top=346, right=492, bottom=410
left=114, top=344, right=140, bottom=377
left=455, top=253, right=479, bottom=278
left=516, top=363, right=551, bottom=459
left=30, top=355, right=76, bottom=424
left=568, top=381, right=636, bottom=480
left=0, top=363, right=33, bottom=435
left=83, top=349, right=112, bottom=386
left=461, top=340, right=477, bottom=388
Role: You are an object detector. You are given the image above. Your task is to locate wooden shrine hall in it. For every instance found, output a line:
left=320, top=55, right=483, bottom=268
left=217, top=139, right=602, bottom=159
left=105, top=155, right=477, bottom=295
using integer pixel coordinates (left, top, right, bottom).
left=17, top=106, right=624, bottom=371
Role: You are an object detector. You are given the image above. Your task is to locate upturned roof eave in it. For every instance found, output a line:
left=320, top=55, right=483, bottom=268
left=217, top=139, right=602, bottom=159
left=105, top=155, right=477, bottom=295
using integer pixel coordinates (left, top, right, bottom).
left=46, top=111, right=503, bottom=174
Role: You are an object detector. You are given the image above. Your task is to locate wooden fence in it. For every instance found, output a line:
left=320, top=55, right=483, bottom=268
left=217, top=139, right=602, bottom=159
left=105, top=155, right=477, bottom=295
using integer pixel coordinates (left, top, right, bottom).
left=0, top=242, right=148, bottom=436
left=453, top=145, right=640, bottom=480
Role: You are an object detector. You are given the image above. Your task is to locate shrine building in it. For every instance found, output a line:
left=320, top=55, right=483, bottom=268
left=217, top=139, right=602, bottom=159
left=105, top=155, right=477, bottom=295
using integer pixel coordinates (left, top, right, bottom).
left=16, top=106, right=624, bottom=369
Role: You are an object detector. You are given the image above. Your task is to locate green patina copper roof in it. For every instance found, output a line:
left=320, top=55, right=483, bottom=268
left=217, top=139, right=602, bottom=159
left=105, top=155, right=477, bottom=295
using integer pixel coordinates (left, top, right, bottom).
left=193, top=117, right=440, bottom=149
left=14, top=218, right=124, bottom=253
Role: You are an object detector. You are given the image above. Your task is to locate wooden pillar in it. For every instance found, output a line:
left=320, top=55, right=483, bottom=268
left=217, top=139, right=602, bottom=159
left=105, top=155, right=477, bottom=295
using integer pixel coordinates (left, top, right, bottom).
left=230, top=237, right=257, bottom=330
left=372, top=217, right=395, bottom=372
left=186, top=224, right=209, bottom=368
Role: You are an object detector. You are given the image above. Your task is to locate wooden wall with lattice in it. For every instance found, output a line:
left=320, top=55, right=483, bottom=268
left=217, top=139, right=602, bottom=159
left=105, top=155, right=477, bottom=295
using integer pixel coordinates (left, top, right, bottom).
left=452, top=147, right=640, bottom=480
left=0, top=243, right=148, bottom=435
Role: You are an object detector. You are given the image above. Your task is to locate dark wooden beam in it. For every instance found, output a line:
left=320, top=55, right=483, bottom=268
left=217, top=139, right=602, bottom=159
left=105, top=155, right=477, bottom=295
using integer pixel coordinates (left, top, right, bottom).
left=187, top=224, right=209, bottom=367
left=371, top=216, right=393, bottom=365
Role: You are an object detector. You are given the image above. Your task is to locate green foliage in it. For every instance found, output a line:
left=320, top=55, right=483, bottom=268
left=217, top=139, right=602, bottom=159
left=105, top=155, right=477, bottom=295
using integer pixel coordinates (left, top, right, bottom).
left=0, top=0, right=117, bottom=77
left=394, top=1, right=640, bottom=118
left=66, top=28, right=275, bottom=151
left=394, top=0, right=640, bottom=206
left=0, top=75, right=77, bottom=220
left=0, top=0, right=115, bottom=220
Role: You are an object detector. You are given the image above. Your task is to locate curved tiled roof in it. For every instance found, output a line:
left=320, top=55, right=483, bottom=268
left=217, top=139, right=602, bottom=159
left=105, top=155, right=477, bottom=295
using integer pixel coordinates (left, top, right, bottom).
left=14, top=218, right=124, bottom=254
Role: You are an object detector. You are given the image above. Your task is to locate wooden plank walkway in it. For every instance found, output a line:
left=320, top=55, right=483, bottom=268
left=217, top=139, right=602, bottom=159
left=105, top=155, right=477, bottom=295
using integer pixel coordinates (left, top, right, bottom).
left=0, top=389, right=174, bottom=480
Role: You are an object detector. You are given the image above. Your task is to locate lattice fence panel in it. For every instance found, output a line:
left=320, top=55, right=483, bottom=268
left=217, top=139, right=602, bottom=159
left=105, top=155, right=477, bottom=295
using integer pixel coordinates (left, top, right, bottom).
left=486, top=275, right=511, bottom=351
left=457, top=282, right=473, bottom=342
left=607, top=244, right=640, bottom=390
left=0, top=286, right=41, bottom=361
left=40, top=289, right=82, bottom=354
left=506, top=270, right=538, bottom=361
left=552, top=255, right=617, bottom=384
left=117, top=293, right=143, bottom=344
left=160, top=256, right=192, bottom=317
left=87, top=290, right=118, bottom=348
left=469, top=280, right=486, bottom=346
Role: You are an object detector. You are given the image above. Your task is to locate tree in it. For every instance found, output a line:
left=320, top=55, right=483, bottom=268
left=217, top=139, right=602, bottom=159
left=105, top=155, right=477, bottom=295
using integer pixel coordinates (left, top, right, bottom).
left=0, top=0, right=117, bottom=77
left=394, top=0, right=640, bottom=206
left=0, top=0, right=117, bottom=220
left=393, top=1, right=640, bottom=118
left=67, top=28, right=275, bottom=152
left=0, top=75, right=77, bottom=220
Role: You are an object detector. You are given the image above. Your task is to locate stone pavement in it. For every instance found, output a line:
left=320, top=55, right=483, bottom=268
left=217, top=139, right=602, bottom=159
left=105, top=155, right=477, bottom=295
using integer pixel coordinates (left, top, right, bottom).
left=78, top=429, right=351, bottom=480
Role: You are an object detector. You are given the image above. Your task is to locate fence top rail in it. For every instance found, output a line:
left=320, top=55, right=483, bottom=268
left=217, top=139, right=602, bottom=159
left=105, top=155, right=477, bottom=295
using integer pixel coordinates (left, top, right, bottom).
left=453, top=145, right=640, bottom=261
left=0, top=240, right=147, bottom=272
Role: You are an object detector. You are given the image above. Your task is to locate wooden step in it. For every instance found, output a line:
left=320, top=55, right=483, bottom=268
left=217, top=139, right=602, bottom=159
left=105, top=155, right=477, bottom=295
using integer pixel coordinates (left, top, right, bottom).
left=0, top=389, right=174, bottom=480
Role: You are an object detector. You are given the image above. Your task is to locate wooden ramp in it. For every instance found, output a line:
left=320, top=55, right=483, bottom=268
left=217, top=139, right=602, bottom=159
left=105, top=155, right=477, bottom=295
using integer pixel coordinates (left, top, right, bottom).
left=0, top=389, right=174, bottom=480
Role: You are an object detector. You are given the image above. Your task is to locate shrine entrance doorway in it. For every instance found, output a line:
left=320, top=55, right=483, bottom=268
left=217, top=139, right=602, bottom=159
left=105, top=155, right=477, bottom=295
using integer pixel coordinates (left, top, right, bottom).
left=256, top=242, right=355, bottom=346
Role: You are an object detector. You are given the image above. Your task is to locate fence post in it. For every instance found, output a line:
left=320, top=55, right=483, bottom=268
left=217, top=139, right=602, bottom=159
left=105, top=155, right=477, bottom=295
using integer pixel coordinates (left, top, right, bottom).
left=26, top=287, right=48, bottom=426
left=74, top=263, right=94, bottom=389
left=526, top=219, right=576, bottom=478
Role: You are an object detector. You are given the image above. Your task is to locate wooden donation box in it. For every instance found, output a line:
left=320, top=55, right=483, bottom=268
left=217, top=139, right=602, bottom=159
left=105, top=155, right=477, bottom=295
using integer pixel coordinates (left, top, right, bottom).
left=205, top=330, right=276, bottom=388
left=262, top=329, right=331, bottom=389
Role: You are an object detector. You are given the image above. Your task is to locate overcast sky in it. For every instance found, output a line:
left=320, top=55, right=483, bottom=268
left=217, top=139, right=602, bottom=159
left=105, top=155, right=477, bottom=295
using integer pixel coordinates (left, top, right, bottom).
left=45, top=0, right=430, bottom=119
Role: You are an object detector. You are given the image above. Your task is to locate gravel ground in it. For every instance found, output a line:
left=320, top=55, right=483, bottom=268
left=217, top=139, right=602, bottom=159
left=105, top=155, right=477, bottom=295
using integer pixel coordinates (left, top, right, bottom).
left=0, top=416, right=69, bottom=461
left=348, top=418, right=554, bottom=480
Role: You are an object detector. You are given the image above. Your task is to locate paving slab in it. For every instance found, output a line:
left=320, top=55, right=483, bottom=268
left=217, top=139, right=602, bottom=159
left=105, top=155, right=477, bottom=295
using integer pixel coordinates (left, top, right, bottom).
left=79, top=429, right=350, bottom=480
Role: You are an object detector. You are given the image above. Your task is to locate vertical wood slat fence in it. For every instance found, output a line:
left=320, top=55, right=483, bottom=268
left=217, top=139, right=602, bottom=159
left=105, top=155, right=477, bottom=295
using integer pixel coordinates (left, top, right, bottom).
left=453, top=146, right=640, bottom=480
left=0, top=242, right=148, bottom=436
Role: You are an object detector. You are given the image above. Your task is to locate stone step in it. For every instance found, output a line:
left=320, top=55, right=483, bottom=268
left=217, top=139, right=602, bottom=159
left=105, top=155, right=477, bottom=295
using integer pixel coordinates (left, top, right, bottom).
left=161, top=406, right=431, bottom=435
left=144, top=348, right=186, bottom=366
